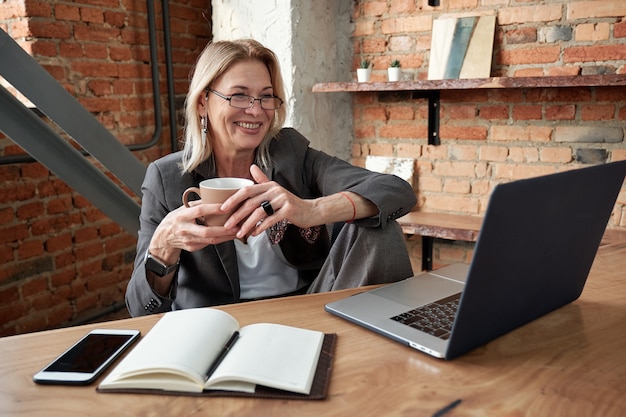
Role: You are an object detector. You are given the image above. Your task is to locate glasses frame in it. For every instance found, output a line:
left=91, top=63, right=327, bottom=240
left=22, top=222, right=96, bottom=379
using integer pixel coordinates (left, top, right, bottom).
left=206, top=88, right=284, bottom=110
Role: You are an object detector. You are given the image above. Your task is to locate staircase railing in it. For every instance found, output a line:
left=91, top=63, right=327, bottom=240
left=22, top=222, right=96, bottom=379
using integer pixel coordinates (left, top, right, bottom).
left=0, top=28, right=145, bottom=236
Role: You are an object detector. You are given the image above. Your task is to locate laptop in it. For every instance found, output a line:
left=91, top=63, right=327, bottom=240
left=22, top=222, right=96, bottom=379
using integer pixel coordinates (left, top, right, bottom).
left=325, top=160, right=626, bottom=359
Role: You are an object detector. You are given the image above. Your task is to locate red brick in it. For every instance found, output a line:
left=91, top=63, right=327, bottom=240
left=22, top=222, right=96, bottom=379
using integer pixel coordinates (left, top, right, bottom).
left=20, top=162, right=49, bottom=178
left=363, top=107, right=387, bottom=121
left=54, top=252, right=76, bottom=269
left=514, top=68, right=544, bottom=77
left=354, top=20, right=376, bottom=37
left=105, top=234, right=135, bottom=253
left=0, top=302, right=28, bottom=330
left=59, top=42, right=83, bottom=58
left=87, top=80, right=113, bottom=96
left=540, top=147, right=573, bottom=164
left=0, top=224, right=30, bottom=245
left=479, top=146, right=508, bottom=162
left=443, top=178, right=471, bottom=194
left=422, top=145, right=449, bottom=160
left=21, top=275, right=48, bottom=297
left=419, top=175, right=443, bottom=192
left=104, top=10, right=128, bottom=28
left=389, top=0, right=416, bottom=14
left=581, top=104, right=615, bottom=121
left=0, top=165, right=20, bottom=182
left=23, top=1, right=52, bottom=18
left=46, top=233, right=73, bottom=253
left=479, top=105, right=509, bottom=120
left=493, top=163, right=557, bottom=180
left=616, top=20, right=626, bottom=39
left=441, top=126, right=488, bottom=141
left=0, top=1, right=25, bottom=20
left=575, top=22, right=610, bottom=42
left=433, top=161, right=477, bottom=178
left=513, top=105, right=542, bottom=120
left=16, top=202, right=45, bottom=220
left=547, top=67, right=581, bottom=76
left=380, top=124, right=427, bottom=139
left=567, top=1, right=626, bottom=19
left=47, top=197, right=73, bottom=215
left=498, top=5, right=562, bottom=25
left=54, top=3, right=80, bottom=21
left=80, top=97, right=122, bottom=113
left=381, top=15, right=431, bottom=34
left=368, top=143, right=394, bottom=156
left=109, top=45, right=132, bottom=61
left=397, top=143, right=422, bottom=158
left=78, top=259, right=103, bottom=278
left=564, top=45, right=626, bottom=63
left=388, top=106, right=415, bottom=120
left=75, top=226, right=99, bottom=244
left=546, top=105, right=576, bottom=121
left=526, top=87, right=592, bottom=102
left=27, top=20, right=71, bottom=39
left=500, top=46, right=561, bottom=65
left=506, top=28, right=537, bottom=44
left=83, top=43, right=108, bottom=59
left=363, top=1, right=386, bottom=17
left=80, top=6, right=104, bottom=23
left=29, top=39, right=57, bottom=57
left=45, top=304, right=74, bottom=328
left=491, top=125, right=552, bottom=142
left=447, top=105, right=478, bottom=120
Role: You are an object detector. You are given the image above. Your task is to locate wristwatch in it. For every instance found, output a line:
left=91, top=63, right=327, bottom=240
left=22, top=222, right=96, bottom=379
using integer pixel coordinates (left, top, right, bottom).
left=144, top=251, right=179, bottom=277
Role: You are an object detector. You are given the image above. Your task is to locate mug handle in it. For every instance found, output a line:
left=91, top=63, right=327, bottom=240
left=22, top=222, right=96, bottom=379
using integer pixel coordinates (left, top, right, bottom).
left=182, top=187, right=201, bottom=207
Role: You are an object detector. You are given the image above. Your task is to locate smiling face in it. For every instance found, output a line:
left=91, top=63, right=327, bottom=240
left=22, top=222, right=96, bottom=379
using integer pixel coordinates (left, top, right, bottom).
left=200, top=60, right=275, bottom=161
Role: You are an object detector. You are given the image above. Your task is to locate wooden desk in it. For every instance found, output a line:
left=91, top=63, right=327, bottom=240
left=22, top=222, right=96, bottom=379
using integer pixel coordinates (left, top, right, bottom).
left=2, top=243, right=626, bottom=417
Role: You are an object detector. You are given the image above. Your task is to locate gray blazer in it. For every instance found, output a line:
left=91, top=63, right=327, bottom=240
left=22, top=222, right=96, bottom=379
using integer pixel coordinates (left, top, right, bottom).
left=126, top=128, right=416, bottom=316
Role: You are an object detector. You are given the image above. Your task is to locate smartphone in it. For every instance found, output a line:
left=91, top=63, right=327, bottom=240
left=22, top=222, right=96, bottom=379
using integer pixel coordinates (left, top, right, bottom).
left=33, top=328, right=140, bottom=385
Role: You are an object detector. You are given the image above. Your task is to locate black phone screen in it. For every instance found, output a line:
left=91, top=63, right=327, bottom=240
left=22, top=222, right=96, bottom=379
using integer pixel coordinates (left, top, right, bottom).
left=44, top=333, right=135, bottom=373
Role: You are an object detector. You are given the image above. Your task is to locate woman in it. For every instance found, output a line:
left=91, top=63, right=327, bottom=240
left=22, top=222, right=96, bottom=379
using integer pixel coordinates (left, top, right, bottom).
left=126, top=39, right=416, bottom=317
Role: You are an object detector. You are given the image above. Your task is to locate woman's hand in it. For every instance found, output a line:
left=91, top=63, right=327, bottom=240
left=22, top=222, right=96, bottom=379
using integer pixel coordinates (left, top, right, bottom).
left=220, top=165, right=316, bottom=241
left=221, top=164, right=377, bottom=241
left=149, top=201, right=239, bottom=264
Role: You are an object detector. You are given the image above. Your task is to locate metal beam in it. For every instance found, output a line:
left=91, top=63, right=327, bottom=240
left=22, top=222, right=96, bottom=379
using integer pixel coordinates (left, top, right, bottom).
left=0, top=86, right=140, bottom=236
left=0, top=29, right=146, bottom=197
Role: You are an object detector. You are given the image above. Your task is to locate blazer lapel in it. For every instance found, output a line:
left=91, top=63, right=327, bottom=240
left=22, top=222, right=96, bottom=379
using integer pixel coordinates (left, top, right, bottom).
left=215, top=241, right=241, bottom=301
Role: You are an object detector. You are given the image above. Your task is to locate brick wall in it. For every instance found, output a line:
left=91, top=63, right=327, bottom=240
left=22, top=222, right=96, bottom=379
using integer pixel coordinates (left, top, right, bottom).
left=351, top=0, right=626, bottom=270
left=1, top=1, right=625, bottom=336
left=0, top=0, right=211, bottom=336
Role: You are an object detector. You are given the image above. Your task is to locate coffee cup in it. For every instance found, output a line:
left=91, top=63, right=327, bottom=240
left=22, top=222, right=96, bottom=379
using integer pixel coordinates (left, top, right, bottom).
left=182, top=177, right=254, bottom=226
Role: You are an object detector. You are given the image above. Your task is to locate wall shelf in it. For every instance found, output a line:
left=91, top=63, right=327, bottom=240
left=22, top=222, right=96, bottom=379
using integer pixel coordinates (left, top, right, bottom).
left=312, top=74, right=626, bottom=145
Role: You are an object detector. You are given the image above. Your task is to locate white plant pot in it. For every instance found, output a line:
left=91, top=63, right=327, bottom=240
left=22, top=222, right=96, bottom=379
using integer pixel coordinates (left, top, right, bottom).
left=357, top=68, right=371, bottom=82
left=387, top=67, right=401, bottom=82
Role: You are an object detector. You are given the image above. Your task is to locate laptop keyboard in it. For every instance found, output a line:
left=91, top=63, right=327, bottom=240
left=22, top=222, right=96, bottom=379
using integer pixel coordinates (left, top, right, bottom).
left=390, top=293, right=461, bottom=340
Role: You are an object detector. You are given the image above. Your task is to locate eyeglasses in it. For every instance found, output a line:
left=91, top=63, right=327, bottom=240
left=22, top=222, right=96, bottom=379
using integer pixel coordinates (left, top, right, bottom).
left=207, top=88, right=284, bottom=110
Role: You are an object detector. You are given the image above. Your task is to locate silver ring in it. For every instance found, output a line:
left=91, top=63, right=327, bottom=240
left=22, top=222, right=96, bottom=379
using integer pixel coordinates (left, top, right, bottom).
left=261, top=200, right=274, bottom=216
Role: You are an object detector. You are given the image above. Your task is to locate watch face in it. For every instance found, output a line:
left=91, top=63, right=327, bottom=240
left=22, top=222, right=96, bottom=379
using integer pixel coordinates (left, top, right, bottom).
left=145, top=254, right=166, bottom=276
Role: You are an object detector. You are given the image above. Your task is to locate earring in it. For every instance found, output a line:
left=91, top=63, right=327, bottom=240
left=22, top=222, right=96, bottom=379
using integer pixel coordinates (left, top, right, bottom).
left=201, top=115, right=207, bottom=144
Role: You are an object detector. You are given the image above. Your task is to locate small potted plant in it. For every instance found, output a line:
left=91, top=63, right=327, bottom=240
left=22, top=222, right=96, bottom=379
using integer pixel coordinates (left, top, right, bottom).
left=357, top=58, right=372, bottom=82
left=388, top=59, right=401, bottom=82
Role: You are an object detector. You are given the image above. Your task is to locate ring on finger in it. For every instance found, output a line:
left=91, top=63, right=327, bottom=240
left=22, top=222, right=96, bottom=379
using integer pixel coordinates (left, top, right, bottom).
left=261, top=200, right=274, bottom=216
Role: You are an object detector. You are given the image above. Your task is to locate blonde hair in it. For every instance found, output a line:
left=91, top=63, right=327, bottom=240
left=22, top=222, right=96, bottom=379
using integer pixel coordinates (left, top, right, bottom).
left=181, top=39, right=287, bottom=173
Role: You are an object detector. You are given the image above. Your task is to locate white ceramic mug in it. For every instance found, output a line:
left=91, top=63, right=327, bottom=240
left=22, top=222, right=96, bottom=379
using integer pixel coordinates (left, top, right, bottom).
left=182, top=178, right=254, bottom=226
